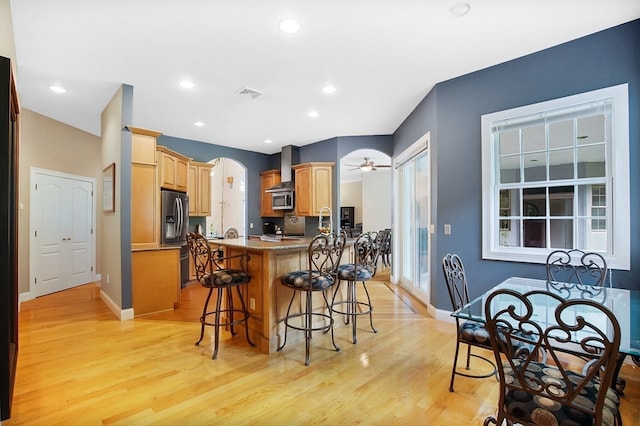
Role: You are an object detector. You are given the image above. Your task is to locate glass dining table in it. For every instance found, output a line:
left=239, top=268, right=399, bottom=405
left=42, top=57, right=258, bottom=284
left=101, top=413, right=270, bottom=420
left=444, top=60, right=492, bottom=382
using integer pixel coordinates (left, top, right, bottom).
left=451, top=276, right=640, bottom=388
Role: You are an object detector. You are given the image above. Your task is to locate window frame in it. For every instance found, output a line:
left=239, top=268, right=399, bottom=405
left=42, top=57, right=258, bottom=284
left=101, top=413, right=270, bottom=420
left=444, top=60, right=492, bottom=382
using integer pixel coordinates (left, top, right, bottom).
left=481, top=84, right=630, bottom=269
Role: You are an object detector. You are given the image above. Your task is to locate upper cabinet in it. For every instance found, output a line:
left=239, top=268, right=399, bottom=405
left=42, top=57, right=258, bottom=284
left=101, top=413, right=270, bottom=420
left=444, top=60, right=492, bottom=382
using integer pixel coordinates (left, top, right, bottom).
left=188, top=161, right=213, bottom=217
left=292, top=162, right=334, bottom=217
left=157, top=145, right=189, bottom=192
left=260, top=169, right=284, bottom=217
left=130, top=126, right=162, bottom=248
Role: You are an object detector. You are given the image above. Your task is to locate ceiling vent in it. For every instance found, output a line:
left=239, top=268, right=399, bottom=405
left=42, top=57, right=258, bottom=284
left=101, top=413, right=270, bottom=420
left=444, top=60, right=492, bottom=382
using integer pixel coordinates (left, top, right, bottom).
left=237, top=86, right=263, bottom=99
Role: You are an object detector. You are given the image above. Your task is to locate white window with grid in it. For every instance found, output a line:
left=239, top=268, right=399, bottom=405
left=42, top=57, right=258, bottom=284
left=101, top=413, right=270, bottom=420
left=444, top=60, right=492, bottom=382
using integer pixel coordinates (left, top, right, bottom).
left=481, top=84, right=629, bottom=269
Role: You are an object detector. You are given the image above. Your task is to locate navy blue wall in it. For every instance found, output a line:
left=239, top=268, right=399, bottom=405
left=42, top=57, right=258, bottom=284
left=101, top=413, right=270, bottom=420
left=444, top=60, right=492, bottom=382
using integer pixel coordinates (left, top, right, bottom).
left=394, top=19, right=640, bottom=309
left=120, top=84, right=134, bottom=309
left=158, top=134, right=394, bottom=237
left=158, top=135, right=274, bottom=235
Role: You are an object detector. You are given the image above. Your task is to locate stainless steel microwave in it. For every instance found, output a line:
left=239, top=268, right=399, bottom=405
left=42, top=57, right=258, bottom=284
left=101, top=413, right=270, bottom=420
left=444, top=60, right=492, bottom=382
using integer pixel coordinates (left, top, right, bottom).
left=272, top=191, right=294, bottom=210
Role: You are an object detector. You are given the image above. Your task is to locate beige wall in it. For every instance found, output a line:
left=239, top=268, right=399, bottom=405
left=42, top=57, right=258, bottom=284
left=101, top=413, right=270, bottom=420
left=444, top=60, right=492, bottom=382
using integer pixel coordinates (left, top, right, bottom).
left=100, top=87, right=124, bottom=307
left=340, top=181, right=363, bottom=225
left=0, top=0, right=17, bottom=72
left=362, top=169, right=392, bottom=232
left=18, top=109, right=102, bottom=294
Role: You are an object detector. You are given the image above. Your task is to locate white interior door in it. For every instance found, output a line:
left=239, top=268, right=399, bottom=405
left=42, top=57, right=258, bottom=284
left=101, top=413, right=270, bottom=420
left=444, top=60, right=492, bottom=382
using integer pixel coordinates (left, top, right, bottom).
left=31, top=169, right=95, bottom=297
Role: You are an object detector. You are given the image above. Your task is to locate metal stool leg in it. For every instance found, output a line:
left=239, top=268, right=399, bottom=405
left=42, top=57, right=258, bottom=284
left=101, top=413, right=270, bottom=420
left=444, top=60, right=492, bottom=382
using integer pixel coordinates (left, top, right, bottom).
left=277, top=290, right=296, bottom=352
left=361, top=281, right=377, bottom=334
left=236, top=285, right=255, bottom=347
left=195, top=287, right=214, bottom=346
left=212, top=288, right=223, bottom=359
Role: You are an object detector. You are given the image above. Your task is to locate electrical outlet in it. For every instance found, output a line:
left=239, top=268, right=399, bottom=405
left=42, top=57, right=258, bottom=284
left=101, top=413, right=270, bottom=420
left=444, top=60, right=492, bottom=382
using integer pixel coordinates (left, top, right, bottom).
left=444, top=224, right=451, bottom=235
left=106, top=273, right=110, bottom=284
left=250, top=297, right=255, bottom=310
left=250, top=222, right=254, bottom=228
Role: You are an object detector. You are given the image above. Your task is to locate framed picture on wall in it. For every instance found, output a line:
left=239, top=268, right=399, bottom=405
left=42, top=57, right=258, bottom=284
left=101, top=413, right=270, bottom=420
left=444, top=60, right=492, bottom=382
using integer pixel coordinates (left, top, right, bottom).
left=102, top=163, right=115, bottom=213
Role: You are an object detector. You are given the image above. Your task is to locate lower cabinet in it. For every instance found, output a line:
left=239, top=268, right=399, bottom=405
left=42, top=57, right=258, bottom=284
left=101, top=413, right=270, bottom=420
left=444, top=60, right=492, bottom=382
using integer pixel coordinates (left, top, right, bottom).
left=131, top=248, right=180, bottom=316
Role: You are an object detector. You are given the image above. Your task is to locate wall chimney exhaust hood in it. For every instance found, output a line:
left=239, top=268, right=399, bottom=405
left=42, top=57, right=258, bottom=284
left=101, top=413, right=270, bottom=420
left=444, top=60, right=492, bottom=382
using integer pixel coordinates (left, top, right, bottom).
left=265, top=145, right=298, bottom=193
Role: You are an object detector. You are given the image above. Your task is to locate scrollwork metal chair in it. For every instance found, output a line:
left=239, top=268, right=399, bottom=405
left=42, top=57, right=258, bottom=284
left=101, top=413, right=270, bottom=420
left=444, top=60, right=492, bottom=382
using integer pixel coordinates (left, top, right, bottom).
left=186, top=232, right=254, bottom=359
left=278, top=232, right=347, bottom=365
left=442, top=253, right=498, bottom=391
left=546, top=249, right=608, bottom=297
left=442, top=253, right=536, bottom=392
left=331, top=232, right=379, bottom=344
left=483, top=289, right=621, bottom=426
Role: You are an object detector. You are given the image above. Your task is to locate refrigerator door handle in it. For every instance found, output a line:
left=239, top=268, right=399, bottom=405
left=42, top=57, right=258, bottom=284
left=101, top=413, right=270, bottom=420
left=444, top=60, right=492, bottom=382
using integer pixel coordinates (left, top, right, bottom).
left=176, top=197, right=183, bottom=236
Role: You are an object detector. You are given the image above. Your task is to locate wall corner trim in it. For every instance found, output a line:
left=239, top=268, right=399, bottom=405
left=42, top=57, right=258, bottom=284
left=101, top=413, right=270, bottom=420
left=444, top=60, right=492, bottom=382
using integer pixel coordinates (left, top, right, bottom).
left=100, top=289, right=134, bottom=321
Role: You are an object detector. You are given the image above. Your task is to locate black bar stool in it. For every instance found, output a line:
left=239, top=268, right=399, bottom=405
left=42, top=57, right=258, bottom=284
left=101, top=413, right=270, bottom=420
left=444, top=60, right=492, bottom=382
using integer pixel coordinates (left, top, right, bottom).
left=186, top=232, right=254, bottom=359
left=331, top=232, right=378, bottom=344
left=278, top=232, right=347, bottom=365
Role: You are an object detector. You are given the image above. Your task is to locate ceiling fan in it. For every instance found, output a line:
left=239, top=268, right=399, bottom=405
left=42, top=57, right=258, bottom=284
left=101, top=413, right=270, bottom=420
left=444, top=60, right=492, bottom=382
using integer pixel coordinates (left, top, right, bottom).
left=346, top=157, right=391, bottom=172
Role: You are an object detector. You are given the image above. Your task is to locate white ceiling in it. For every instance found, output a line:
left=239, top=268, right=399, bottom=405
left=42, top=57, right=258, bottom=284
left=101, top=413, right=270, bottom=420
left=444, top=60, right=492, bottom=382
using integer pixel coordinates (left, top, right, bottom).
left=9, top=1, right=639, bottom=156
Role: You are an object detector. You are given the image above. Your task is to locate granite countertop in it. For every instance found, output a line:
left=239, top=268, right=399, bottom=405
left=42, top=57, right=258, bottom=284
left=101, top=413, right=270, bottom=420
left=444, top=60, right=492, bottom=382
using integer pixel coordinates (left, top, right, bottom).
left=209, top=235, right=355, bottom=251
left=132, top=245, right=182, bottom=252
left=209, top=237, right=313, bottom=251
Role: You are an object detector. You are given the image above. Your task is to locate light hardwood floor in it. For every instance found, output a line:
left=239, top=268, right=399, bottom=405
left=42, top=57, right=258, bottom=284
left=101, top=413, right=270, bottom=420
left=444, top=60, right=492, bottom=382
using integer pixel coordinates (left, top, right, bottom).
left=7, top=271, right=639, bottom=425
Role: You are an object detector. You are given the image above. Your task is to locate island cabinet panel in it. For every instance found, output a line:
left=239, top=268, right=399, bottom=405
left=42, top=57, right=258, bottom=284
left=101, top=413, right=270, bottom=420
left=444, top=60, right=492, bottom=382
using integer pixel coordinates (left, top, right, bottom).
left=260, top=169, right=284, bottom=217
left=132, top=248, right=180, bottom=316
left=216, top=238, right=352, bottom=354
left=292, top=162, right=334, bottom=217
left=157, top=145, right=189, bottom=192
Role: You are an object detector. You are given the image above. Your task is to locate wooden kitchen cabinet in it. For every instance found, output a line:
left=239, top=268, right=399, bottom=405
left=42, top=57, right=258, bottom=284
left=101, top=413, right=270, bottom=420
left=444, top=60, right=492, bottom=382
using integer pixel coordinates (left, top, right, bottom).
left=260, top=169, right=284, bottom=217
left=292, top=162, right=334, bottom=217
left=132, top=248, right=180, bottom=316
left=188, top=161, right=213, bottom=216
left=130, top=126, right=161, bottom=249
left=157, top=145, right=189, bottom=192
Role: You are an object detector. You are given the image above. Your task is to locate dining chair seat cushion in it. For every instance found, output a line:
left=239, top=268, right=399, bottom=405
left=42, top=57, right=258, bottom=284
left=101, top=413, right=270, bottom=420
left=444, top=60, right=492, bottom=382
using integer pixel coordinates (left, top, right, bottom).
left=501, top=359, right=620, bottom=426
left=202, top=269, right=250, bottom=287
left=337, top=263, right=374, bottom=281
left=459, top=321, right=534, bottom=358
left=281, top=270, right=335, bottom=290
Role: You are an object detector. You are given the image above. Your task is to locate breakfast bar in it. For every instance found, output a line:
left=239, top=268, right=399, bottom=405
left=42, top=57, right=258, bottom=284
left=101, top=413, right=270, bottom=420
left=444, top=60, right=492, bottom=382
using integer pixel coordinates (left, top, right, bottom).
left=211, top=236, right=351, bottom=354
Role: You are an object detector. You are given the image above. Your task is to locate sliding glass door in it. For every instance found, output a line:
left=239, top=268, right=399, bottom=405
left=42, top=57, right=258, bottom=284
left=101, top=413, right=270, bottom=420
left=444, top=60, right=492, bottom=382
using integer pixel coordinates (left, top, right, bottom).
left=395, top=136, right=430, bottom=305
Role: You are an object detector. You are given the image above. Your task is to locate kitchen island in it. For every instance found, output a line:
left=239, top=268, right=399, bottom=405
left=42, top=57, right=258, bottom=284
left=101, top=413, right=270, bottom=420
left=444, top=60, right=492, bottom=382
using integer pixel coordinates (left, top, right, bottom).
left=211, top=236, right=351, bottom=354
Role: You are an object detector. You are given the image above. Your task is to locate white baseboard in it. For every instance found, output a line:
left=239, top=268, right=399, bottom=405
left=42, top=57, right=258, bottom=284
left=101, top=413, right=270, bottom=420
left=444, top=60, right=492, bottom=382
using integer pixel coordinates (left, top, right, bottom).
left=99, top=289, right=134, bottom=321
left=435, top=308, right=456, bottom=324
left=19, top=291, right=34, bottom=304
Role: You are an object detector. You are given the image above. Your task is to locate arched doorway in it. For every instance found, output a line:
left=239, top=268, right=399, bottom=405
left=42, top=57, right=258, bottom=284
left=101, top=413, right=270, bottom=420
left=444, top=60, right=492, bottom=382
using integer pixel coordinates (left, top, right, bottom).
left=339, top=149, right=392, bottom=234
left=206, top=157, right=246, bottom=237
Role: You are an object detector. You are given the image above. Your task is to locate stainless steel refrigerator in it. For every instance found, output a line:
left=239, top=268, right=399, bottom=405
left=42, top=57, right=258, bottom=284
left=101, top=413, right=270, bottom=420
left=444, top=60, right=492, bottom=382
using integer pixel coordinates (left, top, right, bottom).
left=161, top=189, right=189, bottom=245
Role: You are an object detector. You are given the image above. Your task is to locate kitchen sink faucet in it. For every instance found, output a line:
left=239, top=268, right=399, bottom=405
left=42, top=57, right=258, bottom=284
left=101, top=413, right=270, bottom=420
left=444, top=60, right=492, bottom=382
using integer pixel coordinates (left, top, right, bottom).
left=318, top=206, right=332, bottom=234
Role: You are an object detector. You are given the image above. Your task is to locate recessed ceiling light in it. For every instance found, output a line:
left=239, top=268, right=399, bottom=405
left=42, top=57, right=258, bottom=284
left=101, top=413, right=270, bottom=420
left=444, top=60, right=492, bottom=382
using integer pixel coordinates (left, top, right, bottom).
left=279, top=19, right=300, bottom=34
left=194, top=121, right=204, bottom=127
left=49, top=85, right=66, bottom=94
left=264, top=139, right=273, bottom=144
left=180, top=81, right=195, bottom=89
left=322, top=85, right=336, bottom=94
left=450, top=3, right=471, bottom=17
left=307, top=111, right=319, bottom=118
